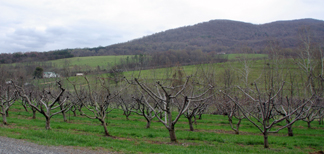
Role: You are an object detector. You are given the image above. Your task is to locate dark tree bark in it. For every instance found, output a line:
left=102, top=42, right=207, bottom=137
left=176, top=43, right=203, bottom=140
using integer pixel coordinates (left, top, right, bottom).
left=188, top=117, right=194, bottom=131
left=0, top=84, right=17, bottom=125
left=168, top=125, right=177, bottom=142
left=45, top=117, right=51, bottom=130
left=2, top=114, right=7, bottom=125
left=263, top=131, right=269, bottom=148
left=146, top=119, right=151, bottom=128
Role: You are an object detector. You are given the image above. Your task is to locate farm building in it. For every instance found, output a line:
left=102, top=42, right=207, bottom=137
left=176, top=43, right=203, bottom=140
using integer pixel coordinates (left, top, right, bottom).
left=76, top=73, right=84, bottom=76
left=43, top=72, right=60, bottom=78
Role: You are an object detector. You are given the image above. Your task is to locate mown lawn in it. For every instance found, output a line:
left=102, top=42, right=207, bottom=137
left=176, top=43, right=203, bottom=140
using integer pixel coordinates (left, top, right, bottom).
left=0, top=103, right=323, bottom=154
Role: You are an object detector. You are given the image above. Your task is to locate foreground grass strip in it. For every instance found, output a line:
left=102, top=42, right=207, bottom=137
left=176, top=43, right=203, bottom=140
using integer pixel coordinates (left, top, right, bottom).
left=0, top=104, right=323, bottom=153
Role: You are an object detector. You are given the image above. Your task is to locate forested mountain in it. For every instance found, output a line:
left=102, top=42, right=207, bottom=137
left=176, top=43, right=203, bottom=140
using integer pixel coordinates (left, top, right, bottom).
left=70, top=18, right=324, bottom=56
left=1, top=18, right=324, bottom=63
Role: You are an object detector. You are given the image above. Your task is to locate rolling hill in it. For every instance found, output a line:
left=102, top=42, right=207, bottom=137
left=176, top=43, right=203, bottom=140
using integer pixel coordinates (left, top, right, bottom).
left=69, top=18, right=324, bottom=56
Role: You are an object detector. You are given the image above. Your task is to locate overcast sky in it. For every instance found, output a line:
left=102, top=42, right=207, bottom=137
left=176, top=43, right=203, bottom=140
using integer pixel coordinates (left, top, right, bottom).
left=1, top=0, right=323, bottom=53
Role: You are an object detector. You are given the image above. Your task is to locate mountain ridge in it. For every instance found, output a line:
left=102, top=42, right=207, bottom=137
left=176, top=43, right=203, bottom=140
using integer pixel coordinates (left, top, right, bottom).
left=74, top=18, right=323, bottom=56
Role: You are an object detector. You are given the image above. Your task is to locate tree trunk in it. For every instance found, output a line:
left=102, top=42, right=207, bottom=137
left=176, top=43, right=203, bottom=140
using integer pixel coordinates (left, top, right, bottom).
left=32, top=110, right=36, bottom=119
left=235, top=119, right=242, bottom=134
left=287, top=125, right=293, bottom=136
left=319, top=118, right=321, bottom=125
left=307, top=121, right=311, bottom=128
left=62, top=111, right=67, bottom=122
left=228, top=117, right=239, bottom=134
left=168, top=127, right=177, bottom=142
left=285, top=119, right=293, bottom=136
left=102, top=121, right=111, bottom=136
left=263, top=131, right=269, bottom=148
left=5, top=110, right=9, bottom=117
left=234, top=130, right=239, bottom=134
left=2, top=114, right=7, bottom=125
left=73, top=110, right=77, bottom=117
left=188, top=117, right=194, bottom=131
left=45, top=117, right=51, bottom=130
left=146, top=119, right=151, bottom=128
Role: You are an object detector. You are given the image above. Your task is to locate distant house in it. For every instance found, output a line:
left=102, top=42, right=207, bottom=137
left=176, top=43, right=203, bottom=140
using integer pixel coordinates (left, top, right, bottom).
left=43, top=72, right=60, bottom=78
left=76, top=73, right=84, bottom=76
left=217, top=52, right=226, bottom=55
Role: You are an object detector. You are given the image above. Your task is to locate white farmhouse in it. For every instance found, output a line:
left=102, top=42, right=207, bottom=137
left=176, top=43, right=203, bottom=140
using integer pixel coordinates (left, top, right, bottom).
left=76, top=73, right=84, bottom=76
left=43, top=72, right=60, bottom=78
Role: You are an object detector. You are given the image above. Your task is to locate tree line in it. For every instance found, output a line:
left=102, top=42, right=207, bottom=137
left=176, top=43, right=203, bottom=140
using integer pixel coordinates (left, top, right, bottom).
left=0, top=50, right=73, bottom=64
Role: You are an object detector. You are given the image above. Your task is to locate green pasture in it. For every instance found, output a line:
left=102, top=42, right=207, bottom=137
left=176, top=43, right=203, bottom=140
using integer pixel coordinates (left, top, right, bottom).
left=226, top=53, right=268, bottom=60
left=35, top=54, right=306, bottom=93
left=47, top=55, right=131, bottom=68
left=47, top=53, right=268, bottom=69
left=0, top=103, right=323, bottom=154
left=3, top=55, right=131, bottom=69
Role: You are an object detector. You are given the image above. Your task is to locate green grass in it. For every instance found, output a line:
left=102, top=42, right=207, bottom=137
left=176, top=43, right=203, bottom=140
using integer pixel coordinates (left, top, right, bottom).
left=226, top=53, right=268, bottom=60
left=48, top=55, right=131, bottom=68
left=50, top=54, right=309, bottom=95
left=1, top=103, right=323, bottom=153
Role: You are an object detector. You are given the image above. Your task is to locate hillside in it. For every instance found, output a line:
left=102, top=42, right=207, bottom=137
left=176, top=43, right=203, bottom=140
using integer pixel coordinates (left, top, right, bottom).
left=69, top=18, right=324, bottom=56
left=1, top=18, right=324, bottom=64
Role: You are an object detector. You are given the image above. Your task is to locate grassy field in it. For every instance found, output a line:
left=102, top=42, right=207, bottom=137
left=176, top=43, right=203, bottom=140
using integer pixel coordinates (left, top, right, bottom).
left=0, top=103, right=323, bottom=154
left=48, top=53, right=268, bottom=67
left=47, top=55, right=131, bottom=68
left=5, top=53, right=322, bottom=153
left=12, top=53, right=266, bottom=69
left=35, top=54, right=298, bottom=92
left=226, top=53, right=268, bottom=60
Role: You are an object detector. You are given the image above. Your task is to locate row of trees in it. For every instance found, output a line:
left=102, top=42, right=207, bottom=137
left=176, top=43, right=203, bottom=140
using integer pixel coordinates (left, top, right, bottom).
left=2, top=52, right=323, bottom=148
left=0, top=50, right=73, bottom=64
left=1, top=29, right=324, bottom=149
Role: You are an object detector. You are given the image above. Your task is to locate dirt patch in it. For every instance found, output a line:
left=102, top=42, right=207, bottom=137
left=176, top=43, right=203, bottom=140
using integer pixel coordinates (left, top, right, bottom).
left=309, top=151, right=324, bottom=154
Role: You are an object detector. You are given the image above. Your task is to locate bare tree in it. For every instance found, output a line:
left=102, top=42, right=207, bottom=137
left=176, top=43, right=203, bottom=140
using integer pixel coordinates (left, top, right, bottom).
left=0, top=84, right=18, bottom=125
left=223, top=45, right=314, bottom=147
left=70, top=76, right=126, bottom=137
left=301, top=102, right=324, bottom=128
left=134, top=77, right=189, bottom=142
left=15, top=81, right=71, bottom=130
left=132, top=94, right=156, bottom=128
left=217, top=67, right=246, bottom=134
left=116, top=89, right=137, bottom=120
left=134, top=71, right=213, bottom=142
left=182, top=100, right=210, bottom=131
left=68, top=91, right=86, bottom=117
left=22, top=86, right=40, bottom=119
left=223, top=81, right=314, bottom=148
left=218, top=95, right=248, bottom=135
left=293, top=26, right=324, bottom=128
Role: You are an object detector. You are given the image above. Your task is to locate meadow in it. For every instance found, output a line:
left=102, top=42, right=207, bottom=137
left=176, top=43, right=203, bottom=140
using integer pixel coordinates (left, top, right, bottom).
left=45, top=53, right=268, bottom=69
left=34, top=53, right=301, bottom=94
left=47, top=55, right=131, bottom=68
left=0, top=103, right=323, bottom=154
